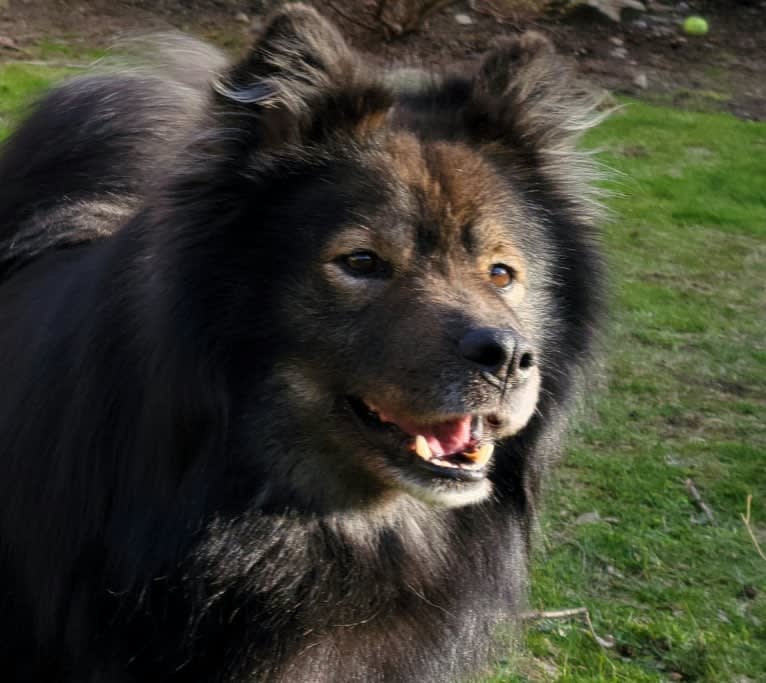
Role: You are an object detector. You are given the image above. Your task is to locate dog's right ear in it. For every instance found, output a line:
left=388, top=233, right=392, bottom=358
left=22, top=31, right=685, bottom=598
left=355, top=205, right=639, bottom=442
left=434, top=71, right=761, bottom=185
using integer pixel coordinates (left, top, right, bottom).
left=213, top=4, right=391, bottom=146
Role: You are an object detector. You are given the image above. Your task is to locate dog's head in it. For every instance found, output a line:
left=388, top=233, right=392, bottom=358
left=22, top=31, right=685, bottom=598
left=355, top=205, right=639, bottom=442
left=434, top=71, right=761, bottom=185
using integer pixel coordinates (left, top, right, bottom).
left=180, top=5, right=601, bottom=510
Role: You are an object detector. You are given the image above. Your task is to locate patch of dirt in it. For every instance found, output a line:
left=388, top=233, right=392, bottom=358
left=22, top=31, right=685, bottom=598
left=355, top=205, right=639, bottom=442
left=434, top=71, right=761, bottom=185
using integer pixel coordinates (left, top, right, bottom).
left=0, top=1, right=764, bottom=120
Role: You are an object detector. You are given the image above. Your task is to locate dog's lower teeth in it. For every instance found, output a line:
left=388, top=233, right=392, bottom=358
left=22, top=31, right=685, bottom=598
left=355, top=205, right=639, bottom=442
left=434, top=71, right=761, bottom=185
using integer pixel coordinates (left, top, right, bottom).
left=411, top=435, right=495, bottom=470
left=464, top=443, right=494, bottom=467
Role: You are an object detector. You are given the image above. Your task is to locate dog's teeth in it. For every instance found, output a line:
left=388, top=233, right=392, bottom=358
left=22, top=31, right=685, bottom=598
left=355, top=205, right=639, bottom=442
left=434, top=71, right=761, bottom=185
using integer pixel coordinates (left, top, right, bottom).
left=465, top=443, right=494, bottom=467
left=476, top=443, right=494, bottom=466
left=414, top=435, right=432, bottom=461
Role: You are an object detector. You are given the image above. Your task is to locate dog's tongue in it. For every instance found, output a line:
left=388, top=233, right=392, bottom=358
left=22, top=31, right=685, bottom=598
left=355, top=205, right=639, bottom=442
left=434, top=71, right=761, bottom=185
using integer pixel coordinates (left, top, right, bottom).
left=377, top=410, right=473, bottom=457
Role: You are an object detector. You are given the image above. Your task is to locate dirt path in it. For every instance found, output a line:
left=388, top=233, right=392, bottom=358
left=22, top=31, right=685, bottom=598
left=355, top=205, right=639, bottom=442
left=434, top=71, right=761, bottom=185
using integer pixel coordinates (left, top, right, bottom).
left=1, top=0, right=764, bottom=120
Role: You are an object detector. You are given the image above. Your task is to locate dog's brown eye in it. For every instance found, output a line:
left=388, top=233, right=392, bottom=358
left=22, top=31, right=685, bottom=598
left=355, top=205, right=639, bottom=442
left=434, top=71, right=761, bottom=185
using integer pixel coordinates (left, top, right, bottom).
left=489, top=263, right=515, bottom=289
left=340, top=251, right=387, bottom=277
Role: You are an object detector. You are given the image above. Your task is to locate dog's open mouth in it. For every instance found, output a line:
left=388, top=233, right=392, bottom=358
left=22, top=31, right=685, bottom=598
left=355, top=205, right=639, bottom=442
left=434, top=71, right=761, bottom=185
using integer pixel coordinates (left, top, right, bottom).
left=346, top=396, right=496, bottom=482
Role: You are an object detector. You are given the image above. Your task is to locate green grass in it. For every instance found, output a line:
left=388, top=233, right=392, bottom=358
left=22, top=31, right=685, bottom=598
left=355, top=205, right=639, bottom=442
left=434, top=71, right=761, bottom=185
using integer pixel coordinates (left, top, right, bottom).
left=492, top=102, right=766, bottom=682
left=32, top=38, right=106, bottom=63
left=0, top=38, right=108, bottom=136
left=1, top=62, right=764, bottom=682
left=0, top=63, right=73, bottom=137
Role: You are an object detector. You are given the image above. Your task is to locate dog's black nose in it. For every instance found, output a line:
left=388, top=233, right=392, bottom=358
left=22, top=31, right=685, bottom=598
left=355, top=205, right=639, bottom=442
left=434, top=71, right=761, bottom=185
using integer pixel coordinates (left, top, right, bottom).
left=459, top=328, right=536, bottom=378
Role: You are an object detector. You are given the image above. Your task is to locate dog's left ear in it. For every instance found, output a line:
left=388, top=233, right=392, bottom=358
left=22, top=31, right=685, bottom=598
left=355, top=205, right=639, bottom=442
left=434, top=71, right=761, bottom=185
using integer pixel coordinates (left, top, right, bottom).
left=469, top=32, right=600, bottom=156
left=214, top=4, right=391, bottom=146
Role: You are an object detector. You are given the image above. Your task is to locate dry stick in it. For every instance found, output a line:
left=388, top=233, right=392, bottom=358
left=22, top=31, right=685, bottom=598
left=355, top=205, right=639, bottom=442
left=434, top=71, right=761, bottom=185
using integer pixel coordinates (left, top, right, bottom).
left=522, top=607, right=615, bottom=649
left=372, top=0, right=463, bottom=37
left=741, top=494, right=766, bottom=561
left=373, top=0, right=387, bottom=22
left=373, top=1, right=402, bottom=40
left=522, top=607, right=588, bottom=620
left=685, top=478, right=715, bottom=524
left=404, top=0, right=462, bottom=34
left=324, top=1, right=380, bottom=33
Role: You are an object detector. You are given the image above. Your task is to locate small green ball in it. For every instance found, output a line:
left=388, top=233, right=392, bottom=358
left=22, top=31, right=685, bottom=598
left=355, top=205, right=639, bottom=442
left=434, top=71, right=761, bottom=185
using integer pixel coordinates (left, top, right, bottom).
left=683, top=16, right=709, bottom=36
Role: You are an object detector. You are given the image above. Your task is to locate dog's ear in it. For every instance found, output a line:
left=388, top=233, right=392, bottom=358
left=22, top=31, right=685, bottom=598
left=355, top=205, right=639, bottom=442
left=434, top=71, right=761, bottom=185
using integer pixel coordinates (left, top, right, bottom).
left=214, top=4, right=391, bottom=146
left=469, top=32, right=601, bottom=156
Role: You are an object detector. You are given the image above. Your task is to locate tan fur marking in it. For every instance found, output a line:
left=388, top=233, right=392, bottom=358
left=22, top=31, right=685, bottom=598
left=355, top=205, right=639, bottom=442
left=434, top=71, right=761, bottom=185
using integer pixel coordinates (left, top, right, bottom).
left=382, top=133, right=528, bottom=284
left=355, top=109, right=389, bottom=136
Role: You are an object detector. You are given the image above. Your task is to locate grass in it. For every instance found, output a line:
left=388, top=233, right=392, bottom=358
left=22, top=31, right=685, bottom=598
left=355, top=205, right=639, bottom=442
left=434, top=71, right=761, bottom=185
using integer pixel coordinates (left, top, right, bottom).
left=0, top=39, right=108, bottom=137
left=491, top=102, right=766, bottom=682
left=1, top=60, right=764, bottom=682
left=0, top=63, right=74, bottom=137
left=31, top=38, right=106, bottom=63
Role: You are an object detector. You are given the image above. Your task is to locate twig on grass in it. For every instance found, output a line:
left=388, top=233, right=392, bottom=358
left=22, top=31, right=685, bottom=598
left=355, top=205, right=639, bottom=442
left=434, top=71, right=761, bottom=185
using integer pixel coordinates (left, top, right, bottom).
left=522, top=607, right=589, bottom=620
left=685, top=478, right=715, bottom=525
left=741, top=494, right=766, bottom=561
left=522, top=606, right=615, bottom=649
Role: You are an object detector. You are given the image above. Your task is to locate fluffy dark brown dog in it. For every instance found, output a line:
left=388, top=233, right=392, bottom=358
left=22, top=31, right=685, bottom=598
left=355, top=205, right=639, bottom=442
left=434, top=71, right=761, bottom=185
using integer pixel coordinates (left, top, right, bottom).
left=0, top=5, right=604, bottom=681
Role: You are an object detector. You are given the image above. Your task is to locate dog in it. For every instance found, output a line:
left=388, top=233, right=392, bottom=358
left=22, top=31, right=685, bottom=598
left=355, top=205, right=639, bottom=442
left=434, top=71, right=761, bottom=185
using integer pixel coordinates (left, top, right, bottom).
left=0, top=5, right=604, bottom=681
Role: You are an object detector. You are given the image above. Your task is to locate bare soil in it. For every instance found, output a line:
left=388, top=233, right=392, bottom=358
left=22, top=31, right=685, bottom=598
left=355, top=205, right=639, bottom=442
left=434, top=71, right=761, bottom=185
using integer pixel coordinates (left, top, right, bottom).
left=1, top=0, right=765, bottom=120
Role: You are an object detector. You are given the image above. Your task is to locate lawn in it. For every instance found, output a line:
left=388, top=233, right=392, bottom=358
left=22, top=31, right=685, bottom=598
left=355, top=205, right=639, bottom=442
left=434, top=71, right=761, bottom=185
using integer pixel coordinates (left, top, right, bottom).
left=494, top=102, right=766, bottom=682
left=1, top=63, right=764, bottom=682
left=0, top=62, right=75, bottom=137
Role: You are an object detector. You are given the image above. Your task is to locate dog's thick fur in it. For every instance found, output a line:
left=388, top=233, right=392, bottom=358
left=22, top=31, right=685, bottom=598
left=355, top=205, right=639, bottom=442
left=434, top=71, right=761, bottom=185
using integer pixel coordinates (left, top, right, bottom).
left=0, top=6, right=604, bottom=682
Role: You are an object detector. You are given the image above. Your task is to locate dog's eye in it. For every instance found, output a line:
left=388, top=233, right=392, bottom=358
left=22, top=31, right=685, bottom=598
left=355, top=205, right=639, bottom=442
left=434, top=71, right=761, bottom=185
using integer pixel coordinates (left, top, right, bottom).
left=489, top=263, right=515, bottom=289
left=340, top=251, right=388, bottom=277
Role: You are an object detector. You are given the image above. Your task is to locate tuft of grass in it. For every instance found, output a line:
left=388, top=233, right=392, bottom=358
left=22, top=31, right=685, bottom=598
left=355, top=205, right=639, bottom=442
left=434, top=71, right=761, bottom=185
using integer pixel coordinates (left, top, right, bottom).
left=495, top=101, right=766, bottom=682
left=0, top=65, right=763, bottom=683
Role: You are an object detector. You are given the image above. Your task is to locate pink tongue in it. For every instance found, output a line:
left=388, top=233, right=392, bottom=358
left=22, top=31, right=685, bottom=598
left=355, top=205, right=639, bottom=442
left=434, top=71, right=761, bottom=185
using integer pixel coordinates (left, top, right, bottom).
left=377, top=411, right=473, bottom=458
left=425, top=416, right=473, bottom=457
